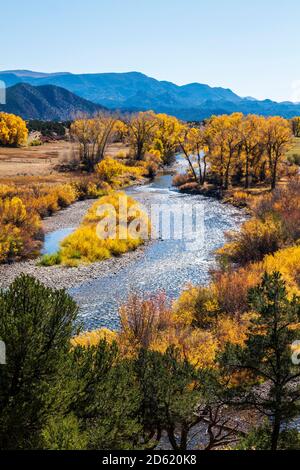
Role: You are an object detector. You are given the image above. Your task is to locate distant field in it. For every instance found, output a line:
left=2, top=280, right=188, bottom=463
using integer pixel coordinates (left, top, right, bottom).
left=0, top=141, right=69, bottom=178
left=0, top=141, right=129, bottom=181
left=286, top=137, right=300, bottom=164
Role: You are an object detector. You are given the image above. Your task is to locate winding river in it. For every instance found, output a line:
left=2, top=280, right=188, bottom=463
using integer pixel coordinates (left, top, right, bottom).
left=68, top=158, right=245, bottom=331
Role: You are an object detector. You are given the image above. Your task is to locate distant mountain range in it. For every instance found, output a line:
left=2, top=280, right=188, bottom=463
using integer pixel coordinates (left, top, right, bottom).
left=0, top=83, right=105, bottom=121
left=1, top=70, right=300, bottom=121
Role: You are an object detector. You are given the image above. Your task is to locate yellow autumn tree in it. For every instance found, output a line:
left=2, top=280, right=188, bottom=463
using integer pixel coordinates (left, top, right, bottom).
left=126, top=111, right=157, bottom=161
left=206, top=113, right=244, bottom=190
left=151, top=113, right=181, bottom=164
left=262, top=116, right=292, bottom=189
left=0, top=112, right=28, bottom=147
left=178, top=125, right=208, bottom=186
left=70, top=113, right=117, bottom=171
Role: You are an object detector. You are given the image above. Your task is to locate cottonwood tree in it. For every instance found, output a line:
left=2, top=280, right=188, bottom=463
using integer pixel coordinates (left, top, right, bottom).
left=240, top=115, right=264, bottom=188
left=201, top=113, right=243, bottom=190
left=262, top=117, right=292, bottom=189
left=70, top=112, right=117, bottom=171
left=151, top=113, right=181, bottom=165
left=126, top=111, right=157, bottom=161
left=178, top=125, right=208, bottom=186
left=291, top=117, right=300, bottom=137
left=0, top=112, right=28, bottom=147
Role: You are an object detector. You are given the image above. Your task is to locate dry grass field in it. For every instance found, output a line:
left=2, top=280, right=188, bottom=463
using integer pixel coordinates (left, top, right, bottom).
left=0, top=141, right=130, bottom=183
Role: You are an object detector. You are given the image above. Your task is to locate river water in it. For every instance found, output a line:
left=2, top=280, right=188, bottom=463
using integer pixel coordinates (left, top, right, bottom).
left=68, top=158, right=245, bottom=331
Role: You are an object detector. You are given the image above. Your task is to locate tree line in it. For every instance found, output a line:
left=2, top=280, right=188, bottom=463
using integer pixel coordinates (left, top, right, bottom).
left=70, top=111, right=296, bottom=190
left=0, top=110, right=297, bottom=192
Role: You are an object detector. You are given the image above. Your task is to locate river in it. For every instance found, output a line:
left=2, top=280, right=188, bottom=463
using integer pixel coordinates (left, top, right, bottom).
left=68, top=158, right=245, bottom=331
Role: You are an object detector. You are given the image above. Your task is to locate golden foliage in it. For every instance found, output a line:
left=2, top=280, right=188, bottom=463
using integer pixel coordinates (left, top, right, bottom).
left=59, top=192, right=149, bottom=266
left=0, top=197, right=41, bottom=262
left=176, top=113, right=293, bottom=190
left=71, top=328, right=118, bottom=348
left=119, top=291, right=218, bottom=368
left=217, top=215, right=284, bottom=266
left=96, top=157, right=146, bottom=185
left=172, top=284, right=219, bottom=328
left=0, top=112, right=28, bottom=147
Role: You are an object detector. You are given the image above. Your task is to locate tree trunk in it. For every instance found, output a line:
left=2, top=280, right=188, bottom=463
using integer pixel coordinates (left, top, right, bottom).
left=179, top=424, right=189, bottom=451
left=245, top=154, right=250, bottom=189
left=271, top=160, right=278, bottom=190
left=167, top=426, right=179, bottom=451
left=271, top=413, right=281, bottom=451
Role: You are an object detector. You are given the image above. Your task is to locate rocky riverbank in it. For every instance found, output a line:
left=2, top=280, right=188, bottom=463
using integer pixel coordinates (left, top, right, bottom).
left=0, top=198, right=151, bottom=290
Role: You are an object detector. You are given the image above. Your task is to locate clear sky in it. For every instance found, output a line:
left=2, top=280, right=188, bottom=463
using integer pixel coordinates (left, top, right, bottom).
left=1, top=0, right=300, bottom=102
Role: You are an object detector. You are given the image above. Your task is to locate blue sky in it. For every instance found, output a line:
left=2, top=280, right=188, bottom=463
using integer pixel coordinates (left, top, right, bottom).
left=1, top=0, right=300, bottom=101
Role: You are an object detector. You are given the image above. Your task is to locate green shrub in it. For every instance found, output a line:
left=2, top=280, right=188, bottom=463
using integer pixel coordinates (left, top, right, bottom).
left=39, top=252, right=62, bottom=266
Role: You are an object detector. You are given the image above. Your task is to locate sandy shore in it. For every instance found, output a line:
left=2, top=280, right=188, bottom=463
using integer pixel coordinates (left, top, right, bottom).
left=0, top=198, right=150, bottom=290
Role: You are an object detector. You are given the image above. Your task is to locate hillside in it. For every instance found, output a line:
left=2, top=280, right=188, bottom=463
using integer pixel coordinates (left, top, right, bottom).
left=1, top=70, right=300, bottom=120
left=0, top=83, right=105, bottom=120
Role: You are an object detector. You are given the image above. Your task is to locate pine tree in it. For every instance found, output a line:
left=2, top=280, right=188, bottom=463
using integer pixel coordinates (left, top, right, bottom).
left=221, top=272, right=300, bottom=450
left=0, top=274, right=78, bottom=449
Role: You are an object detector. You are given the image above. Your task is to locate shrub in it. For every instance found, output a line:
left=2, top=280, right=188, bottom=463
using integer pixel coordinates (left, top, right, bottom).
left=172, top=173, right=191, bottom=187
left=74, top=178, right=108, bottom=200
left=119, top=292, right=173, bottom=350
left=252, top=177, right=300, bottom=244
left=39, top=252, right=62, bottom=267
left=0, top=197, right=42, bottom=262
left=212, top=244, right=300, bottom=317
left=53, top=184, right=77, bottom=208
left=29, top=139, right=42, bottom=147
left=59, top=192, right=149, bottom=266
left=172, top=285, right=219, bottom=328
left=96, top=157, right=126, bottom=183
left=71, top=328, right=117, bottom=348
left=217, top=215, right=285, bottom=266
left=225, top=191, right=252, bottom=208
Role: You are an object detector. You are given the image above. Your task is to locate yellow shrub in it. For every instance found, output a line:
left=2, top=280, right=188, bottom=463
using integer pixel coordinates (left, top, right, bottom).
left=217, top=215, right=284, bottom=266
left=71, top=328, right=117, bottom=348
left=0, top=184, right=18, bottom=199
left=0, top=224, right=23, bottom=263
left=213, top=315, right=250, bottom=348
left=59, top=192, right=149, bottom=266
left=150, top=326, right=217, bottom=368
left=172, top=284, right=219, bottom=328
left=96, top=157, right=147, bottom=185
left=53, top=184, right=77, bottom=207
left=96, top=157, right=127, bottom=183
left=0, top=197, right=42, bottom=262
left=262, top=245, right=300, bottom=295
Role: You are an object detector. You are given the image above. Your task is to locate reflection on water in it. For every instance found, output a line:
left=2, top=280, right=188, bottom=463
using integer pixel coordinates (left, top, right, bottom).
left=70, top=157, right=246, bottom=331
left=42, top=227, right=74, bottom=255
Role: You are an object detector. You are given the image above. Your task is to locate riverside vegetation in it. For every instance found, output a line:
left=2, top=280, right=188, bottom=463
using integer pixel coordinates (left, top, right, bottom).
left=0, top=110, right=300, bottom=450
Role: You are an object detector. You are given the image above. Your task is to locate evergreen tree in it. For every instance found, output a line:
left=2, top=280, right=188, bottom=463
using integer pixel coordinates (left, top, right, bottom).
left=135, top=347, right=203, bottom=450
left=71, top=341, right=143, bottom=450
left=221, top=272, right=300, bottom=450
left=0, top=275, right=78, bottom=449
